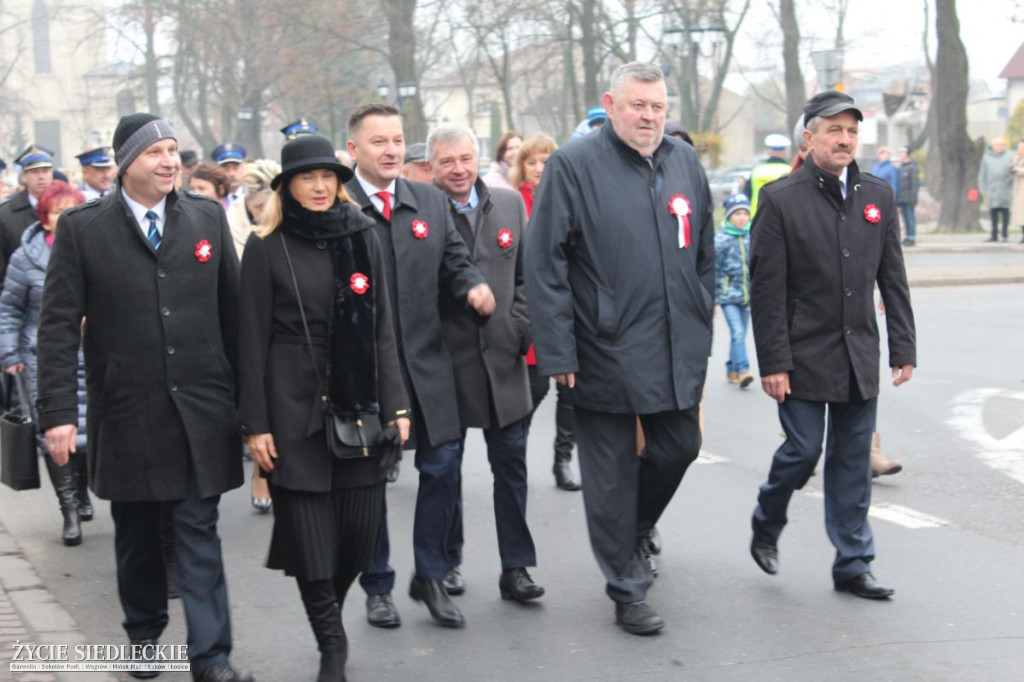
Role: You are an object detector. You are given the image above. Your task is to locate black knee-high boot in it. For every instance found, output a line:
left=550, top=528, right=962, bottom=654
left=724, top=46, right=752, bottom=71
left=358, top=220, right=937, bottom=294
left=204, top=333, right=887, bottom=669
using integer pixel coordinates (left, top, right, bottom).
left=297, top=578, right=347, bottom=682
left=43, top=451, right=81, bottom=546
left=72, top=452, right=93, bottom=521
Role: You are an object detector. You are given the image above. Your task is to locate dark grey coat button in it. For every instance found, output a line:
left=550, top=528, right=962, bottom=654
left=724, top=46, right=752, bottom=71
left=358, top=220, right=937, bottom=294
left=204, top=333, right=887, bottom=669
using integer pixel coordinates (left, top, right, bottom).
left=157, top=269, right=166, bottom=278
left=844, top=288, right=853, bottom=297
left=170, top=383, right=178, bottom=392
left=842, top=248, right=851, bottom=257
left=167, top=346, right=175, bottom=355
left=316, top=240, right=327, bottom=250
left=161, top=307, right=170, bottom=316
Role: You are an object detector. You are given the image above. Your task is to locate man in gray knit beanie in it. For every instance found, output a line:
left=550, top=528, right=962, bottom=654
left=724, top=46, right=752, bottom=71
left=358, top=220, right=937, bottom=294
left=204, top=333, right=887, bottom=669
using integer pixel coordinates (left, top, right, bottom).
left=37, top=111, right=252, bottom=682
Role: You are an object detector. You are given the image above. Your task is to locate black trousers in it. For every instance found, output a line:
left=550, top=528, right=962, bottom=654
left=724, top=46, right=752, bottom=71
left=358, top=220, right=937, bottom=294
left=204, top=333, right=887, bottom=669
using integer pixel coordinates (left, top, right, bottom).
left=991, top=207, right=1009, bottom=239
left=574, top=406, right=701, bottom=603
left=110, top=478, right=231, bottom=678
left=752, top=395, right=877, bottom=581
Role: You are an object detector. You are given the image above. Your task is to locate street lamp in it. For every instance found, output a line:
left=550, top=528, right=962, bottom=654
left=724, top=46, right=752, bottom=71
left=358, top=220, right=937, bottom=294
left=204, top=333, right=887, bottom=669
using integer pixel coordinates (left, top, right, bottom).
left=398, top=82, right=417, bottom=102
left=377, top=78, right=390, bottom=100
left=665, top=21, right=726, bottom=131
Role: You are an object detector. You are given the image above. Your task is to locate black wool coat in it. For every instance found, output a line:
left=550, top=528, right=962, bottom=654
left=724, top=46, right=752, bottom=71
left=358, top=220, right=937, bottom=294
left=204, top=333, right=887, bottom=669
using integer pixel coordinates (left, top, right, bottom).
left=525, top=124, right=715, bottom=414
left=441, top=179, right=532, bottom=429
left=36, top=190, right=243, bottom=502
left=0, top=190, right=39, bottom=285
left=346, top=177, right=485, bottom=447
left=749, top=156, right=917, bottom=402
left=236, top=204, right=409, bottom=492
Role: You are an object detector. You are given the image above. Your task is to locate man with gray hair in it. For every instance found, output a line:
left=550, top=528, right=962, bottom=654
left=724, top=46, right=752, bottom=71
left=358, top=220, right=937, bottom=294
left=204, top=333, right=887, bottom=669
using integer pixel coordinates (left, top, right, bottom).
left=428, top=122, right=544, bottom=606
left=525, top=62, right=714, bottom=634
left=37, top=113, right=252, bottom=681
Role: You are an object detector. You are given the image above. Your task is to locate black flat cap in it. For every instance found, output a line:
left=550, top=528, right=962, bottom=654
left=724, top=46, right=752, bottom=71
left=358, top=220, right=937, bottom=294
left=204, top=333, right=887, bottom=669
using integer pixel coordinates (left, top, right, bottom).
left=803, top=91, right=863, bottom=124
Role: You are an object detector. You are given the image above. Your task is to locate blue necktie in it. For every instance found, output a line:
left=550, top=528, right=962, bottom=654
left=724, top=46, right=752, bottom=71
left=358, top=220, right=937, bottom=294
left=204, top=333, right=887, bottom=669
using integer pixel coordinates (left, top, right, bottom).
left=145, top=210, right=161, bottom=250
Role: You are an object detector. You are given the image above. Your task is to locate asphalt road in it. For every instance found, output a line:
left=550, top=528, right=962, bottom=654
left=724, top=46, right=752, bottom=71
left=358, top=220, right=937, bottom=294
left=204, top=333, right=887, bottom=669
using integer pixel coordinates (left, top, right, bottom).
left=2, top=284, right=1022, bottom=681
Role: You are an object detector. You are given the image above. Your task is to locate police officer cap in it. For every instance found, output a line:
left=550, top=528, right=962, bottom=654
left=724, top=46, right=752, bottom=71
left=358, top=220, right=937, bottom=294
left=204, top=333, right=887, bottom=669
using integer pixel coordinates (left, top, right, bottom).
left=764, top=134, right=791, bottom=150
left=723, top=193, right=751, bottom=220
left=15, top=145, right=55, bottom=170
left=803, top=91, right=863, bottom=124
left=405, top=142, right=427, bottom=164
left=76, top=147, right=114, bottom=167
left=211, top=143, right=246, bottom=164
left=281, top=119, right=318, bottom=140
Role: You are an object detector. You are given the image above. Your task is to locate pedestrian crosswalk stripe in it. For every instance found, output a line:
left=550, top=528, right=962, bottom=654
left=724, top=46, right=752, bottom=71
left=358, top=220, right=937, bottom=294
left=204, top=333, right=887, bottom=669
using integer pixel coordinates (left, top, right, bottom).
left=803, top=491, right=948, bottom=529
left=696, top=450, right=728, bottom=464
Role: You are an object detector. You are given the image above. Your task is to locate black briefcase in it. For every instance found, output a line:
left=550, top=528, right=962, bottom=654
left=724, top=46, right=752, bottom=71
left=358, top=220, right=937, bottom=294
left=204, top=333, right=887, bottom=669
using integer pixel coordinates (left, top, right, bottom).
left=0, top=373, right=40, bottom=491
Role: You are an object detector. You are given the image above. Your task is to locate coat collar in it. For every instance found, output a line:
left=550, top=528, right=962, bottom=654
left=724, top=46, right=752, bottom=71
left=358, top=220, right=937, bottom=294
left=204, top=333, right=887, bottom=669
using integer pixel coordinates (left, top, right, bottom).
left=802, top=154, right=862, bottom=207
left=601, top=122, right=676, bottom=170
left=346, top=176, right=422, bottom=217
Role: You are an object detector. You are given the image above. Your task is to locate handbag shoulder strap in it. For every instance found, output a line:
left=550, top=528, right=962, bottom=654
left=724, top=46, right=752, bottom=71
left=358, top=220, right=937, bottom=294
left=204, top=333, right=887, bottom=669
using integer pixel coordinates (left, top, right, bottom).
left=278, top=232, right=324, bottom=388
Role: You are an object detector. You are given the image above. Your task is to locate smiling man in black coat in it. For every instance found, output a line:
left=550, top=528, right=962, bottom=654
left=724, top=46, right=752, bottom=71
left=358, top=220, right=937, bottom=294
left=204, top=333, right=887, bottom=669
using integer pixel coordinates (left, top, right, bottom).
left=36, top=114, right=251, bottom=682
left=345, top=104, right=494, bottom=629
left=748, top=91, right=916, bottom=601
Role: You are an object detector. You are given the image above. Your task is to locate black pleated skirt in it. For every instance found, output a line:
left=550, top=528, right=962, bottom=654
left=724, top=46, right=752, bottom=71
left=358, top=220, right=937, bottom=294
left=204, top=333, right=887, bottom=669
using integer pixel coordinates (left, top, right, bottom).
left=266, top=481, right=384, bottom=581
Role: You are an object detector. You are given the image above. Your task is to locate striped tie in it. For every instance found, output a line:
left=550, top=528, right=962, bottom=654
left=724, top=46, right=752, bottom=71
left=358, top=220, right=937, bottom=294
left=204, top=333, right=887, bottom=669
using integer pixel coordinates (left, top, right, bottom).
left=145, top=210, right=161, bottom=250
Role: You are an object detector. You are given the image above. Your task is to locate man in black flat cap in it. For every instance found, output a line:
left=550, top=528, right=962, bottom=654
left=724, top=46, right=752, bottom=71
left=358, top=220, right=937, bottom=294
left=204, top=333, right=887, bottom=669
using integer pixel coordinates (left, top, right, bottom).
left=747, top=91, right=916, bottom=600
left=37, top=113, right=252, bottom=682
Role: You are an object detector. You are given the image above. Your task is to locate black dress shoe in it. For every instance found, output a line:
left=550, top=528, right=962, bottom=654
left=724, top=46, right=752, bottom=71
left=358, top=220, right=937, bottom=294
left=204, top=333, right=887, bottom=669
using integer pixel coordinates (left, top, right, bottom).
left=750, top=537, right=779, bottom=575
left=553, top=461, right=582, bottom=491
left=409, top=576, right=465, bottom=628
left=614, top=601, right=665, bottom=635
left=366, top=593, right=401, bottom=628
left=443, top=566, right=466, bottom=595
left=834, top=572, right=894, bottom=599
left=129, top=639, right=159, bottom=679
left=196, top=662, right=254, bottom=682
left=499, top=568, right=545, bottom=602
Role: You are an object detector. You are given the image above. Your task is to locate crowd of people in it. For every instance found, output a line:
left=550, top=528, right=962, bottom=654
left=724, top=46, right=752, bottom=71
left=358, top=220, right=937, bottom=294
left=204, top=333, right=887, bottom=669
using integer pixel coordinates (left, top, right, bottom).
left=0, top=62, right=929, bottom=681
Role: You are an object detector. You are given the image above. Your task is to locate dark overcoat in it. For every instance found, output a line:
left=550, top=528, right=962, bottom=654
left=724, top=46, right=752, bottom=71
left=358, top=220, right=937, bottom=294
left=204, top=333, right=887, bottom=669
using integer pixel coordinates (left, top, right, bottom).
left=0, top=190, right=39, bottom=284
left=236, top=204, right=409, bottom=492
left=36, top=190, right=243, bottom=501
left=346, top=177, right=485, bottom=447
left=441, top=179, right=531, bottom=429
left=524, top=124, right=715, bottom=414
left=749, top=156, right=917, bottom=403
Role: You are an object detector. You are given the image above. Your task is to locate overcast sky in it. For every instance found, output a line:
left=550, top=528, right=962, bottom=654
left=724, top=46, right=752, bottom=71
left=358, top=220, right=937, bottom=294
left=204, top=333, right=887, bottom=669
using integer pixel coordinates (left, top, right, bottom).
left=727, top=0, right=1021, bottom=92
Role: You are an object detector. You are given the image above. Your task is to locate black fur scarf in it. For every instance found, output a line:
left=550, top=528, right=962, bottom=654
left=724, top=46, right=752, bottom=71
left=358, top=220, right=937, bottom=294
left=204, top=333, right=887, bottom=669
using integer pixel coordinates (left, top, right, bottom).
left=280, top=194, right=378, bottom=417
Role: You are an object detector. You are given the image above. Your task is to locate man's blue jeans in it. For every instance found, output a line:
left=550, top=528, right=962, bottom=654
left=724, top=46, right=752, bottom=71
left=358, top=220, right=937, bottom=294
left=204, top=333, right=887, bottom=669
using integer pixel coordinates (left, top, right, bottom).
left=899, top=203, right=917, bottom=240
left=721, top=304, right=750, bottom=375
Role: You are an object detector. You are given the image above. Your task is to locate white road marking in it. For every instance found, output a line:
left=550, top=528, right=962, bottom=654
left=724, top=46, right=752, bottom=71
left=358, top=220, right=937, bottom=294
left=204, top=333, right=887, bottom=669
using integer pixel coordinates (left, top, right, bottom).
left=696, top=450, right=728, bottom=464
left=803, top=491, right=949, bottom=529
left=948, top=388, right=1024, bottom=486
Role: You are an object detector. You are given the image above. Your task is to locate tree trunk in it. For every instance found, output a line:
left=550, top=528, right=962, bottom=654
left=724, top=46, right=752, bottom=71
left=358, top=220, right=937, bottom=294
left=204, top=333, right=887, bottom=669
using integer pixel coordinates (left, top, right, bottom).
left=933, top=0, right=980, bottom=233
left=382, top=0, right=426, bottom=141
left=580, top=0, right=599, bottom=106
left=779, top=0, right=804, bottom=137
left=143, top=0, right=160, bottom=115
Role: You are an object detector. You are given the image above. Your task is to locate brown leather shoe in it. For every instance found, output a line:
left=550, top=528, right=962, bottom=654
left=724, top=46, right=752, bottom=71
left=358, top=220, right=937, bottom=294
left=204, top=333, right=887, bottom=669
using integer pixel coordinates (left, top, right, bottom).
left=727, top=371, right=740, bottom=384
left=870, top=432, right=903, bottom=477
left=738, top=371, right=754, bottom=388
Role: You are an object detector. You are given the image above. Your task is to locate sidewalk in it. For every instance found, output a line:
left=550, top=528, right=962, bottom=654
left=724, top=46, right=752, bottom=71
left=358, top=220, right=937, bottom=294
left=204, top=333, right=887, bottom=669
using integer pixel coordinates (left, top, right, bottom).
left=0, top=520, right=115, bottom=682
left=901, top=228, right=1024, bottom=287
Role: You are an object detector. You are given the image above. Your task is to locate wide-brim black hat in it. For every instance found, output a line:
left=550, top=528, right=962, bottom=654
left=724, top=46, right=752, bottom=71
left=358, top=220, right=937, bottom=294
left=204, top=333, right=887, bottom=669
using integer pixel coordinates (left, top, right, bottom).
left=271, top=135, right=352, bottom=190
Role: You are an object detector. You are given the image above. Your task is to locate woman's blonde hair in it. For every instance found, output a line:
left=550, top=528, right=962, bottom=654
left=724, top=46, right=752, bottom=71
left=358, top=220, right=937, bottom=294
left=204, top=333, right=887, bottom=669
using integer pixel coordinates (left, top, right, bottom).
left=255, top=174, right=359, bottom=238
left=508, top=134, right=557, bottom=190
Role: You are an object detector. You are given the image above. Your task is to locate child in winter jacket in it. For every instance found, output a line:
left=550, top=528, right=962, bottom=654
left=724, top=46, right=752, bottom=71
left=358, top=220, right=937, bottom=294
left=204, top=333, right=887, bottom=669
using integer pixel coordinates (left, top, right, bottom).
left=714, top=193, right=753, bottom=388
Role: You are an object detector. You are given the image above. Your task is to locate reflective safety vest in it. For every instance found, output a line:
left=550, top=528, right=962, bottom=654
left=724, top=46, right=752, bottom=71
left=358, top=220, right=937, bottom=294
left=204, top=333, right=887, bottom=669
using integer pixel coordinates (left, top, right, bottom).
left=749, top=159, right=791, bottom=215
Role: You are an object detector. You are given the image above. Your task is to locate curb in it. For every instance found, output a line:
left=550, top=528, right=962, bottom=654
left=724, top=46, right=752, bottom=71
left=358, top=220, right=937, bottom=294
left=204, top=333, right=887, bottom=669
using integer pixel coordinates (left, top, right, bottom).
left=0, top=521, right=117, bottom=682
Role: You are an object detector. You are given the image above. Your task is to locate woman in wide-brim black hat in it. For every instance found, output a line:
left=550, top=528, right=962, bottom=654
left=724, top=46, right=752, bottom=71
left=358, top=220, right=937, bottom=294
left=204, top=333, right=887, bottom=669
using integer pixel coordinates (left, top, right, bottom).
left=237, top=134, right=410, bottom=681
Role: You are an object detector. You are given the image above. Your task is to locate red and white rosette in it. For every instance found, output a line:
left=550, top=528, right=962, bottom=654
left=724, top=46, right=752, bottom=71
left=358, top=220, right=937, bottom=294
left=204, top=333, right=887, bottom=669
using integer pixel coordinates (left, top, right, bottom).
left=497, top=228, right=514, bottom=249
left=350, top=272, right=370, bottom=295
left=194, top=240, right=212, bottom=262
left=411, top=220, right=429, bottom=239
left=668, top=195, right=691, bottom=249
left=863, top=204, right=881, bottom=223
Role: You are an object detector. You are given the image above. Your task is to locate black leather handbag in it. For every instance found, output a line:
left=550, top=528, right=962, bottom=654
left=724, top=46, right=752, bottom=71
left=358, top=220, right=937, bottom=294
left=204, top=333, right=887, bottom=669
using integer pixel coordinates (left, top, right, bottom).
left=0, top=373, right=41, bottom=490
left=280, top=233, right=388, bottom=459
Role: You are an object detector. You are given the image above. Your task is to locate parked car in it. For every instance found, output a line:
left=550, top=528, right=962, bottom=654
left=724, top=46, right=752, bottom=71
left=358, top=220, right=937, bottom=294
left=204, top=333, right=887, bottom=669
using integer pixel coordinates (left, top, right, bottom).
left=708, top=165, right=752, bottom=205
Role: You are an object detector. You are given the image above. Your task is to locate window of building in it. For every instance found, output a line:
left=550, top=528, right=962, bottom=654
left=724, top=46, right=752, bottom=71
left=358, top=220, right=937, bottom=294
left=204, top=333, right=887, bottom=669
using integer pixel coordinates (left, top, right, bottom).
left=34, top=120, right=62, bottom=165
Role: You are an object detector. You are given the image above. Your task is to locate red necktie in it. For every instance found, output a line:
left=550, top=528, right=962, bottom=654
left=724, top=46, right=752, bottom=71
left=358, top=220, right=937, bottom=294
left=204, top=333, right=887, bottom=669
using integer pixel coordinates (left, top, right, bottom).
left=375, top=191, right=392, bottom=221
